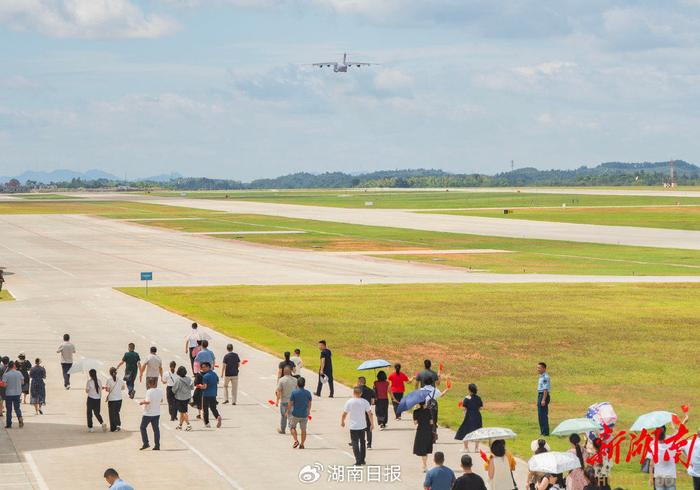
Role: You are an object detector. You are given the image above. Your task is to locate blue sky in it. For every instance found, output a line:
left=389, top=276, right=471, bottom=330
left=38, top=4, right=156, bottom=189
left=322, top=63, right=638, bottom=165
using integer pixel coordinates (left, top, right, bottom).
left=1, top=1, right=700, bottom=180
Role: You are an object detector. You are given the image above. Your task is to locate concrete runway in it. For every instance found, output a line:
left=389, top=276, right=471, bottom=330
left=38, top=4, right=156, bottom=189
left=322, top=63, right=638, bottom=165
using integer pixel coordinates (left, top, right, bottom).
left=1, top=207, right=698, bottom=489
left=147, top=198, right=700, bottom=251
left=0, top=214, right=549, bottom=490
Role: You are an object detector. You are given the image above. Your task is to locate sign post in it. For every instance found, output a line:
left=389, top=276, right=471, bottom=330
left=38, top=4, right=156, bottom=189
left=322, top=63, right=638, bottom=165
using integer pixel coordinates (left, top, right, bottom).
left=140, top=272, right=153, bottom=295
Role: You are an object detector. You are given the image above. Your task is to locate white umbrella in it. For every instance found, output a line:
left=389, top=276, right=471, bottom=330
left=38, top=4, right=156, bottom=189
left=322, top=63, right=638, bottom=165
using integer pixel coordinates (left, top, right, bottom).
left=68, top=358, right=104, bottom=374
left=552, top=418, right=602, bottom=436
left=630, top=411, right=676, bottom=432
left=528, top=452, right=581, bottom=473
left=463, top=427, right=517, bottom=441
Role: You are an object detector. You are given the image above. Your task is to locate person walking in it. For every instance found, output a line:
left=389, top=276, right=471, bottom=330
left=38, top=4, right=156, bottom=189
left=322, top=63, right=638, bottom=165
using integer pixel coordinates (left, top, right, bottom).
left=416, top=359, right=440, bottom=388
left=455, top=383, right=484, bottom=452
left=286, top=376, right=313, bottom=449
left=172, top=366, right=193, bottom=431
left=649, top=426, right=679, bottom=490
left=105, top=367, right=125, bottom=432
left=185, top=323, right=201, bottom=369
left=195, top=340, right=215, bottom=370
left=413, top=401, right=434, bottom=472
left=290, top=348, right=303, bottom=377
left=357, top=376, right=376, bottom=448
left=278, top=351, right=295, bottom=379
left=453, top=454, right=488, bottom=490
left=140, top=346, right=162, bottom=387
left=86, top=368, right=107, bottom=433
left=163, top=361, right=178, bottom=422
left=342, top=386, right=373, bottom=466
left=200, top=362, right=222, bottom=428
left=17, top=353, right=31, bottom=404
left=388, top=363, right=410, bottom=420
left=528, top=439, right=551, bottom=490
left=0, top=356, right=9, bottom=418
left=222, top=344, right=240, bottom=405
left=423, top=452, right=455, bottom=490
left=487, top=439, right=517, bottom=490
left=103, top=468, right=134, bottom=489
left=537, top=362, right=551, bottom=436
left=1, top=361, right=24, bottom=428
left=567, top=434, right=587, bottom=490
left=56, top=334, right=76, bottom=390
left=314, top=340, right=334, bottom=398
left=682, top=427, right=700, bottom=490
left=29, top=358, right=46, bottom=415
left=275, top=366, right=297, bottom=434
left=139, top=377, right=163, bottom=450
left=374, top=371, right=390, bottom=429
left=117, top=343, right=140, bottom=399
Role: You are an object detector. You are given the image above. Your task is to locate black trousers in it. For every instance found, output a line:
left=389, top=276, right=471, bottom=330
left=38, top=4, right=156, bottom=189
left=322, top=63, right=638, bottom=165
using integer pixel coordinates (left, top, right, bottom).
left=365, top=413, right=373, bottom=447
left=108, top=400, right=122, bottom=431
left=86, top=398, right=103, bottom=428
left=315, top=373, right=334, bottom=397
left=693, top=476, right=700, bottom=490
left=166, top=386, right=177, bottom=421
left=392, top=392, right=404, bottom=417
left=203, top=396, right=220, bottom=425
left=350, top=429, right=366, bottom=465
left=376, top=398, right=389, bottom=426
left=61, top=363, right=72, bottom=387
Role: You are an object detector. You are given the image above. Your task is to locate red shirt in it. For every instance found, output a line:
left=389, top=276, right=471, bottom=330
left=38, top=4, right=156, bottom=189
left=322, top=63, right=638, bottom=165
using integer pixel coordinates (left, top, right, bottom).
left=374, top=380, right=389, bottom=399
left=388, top=371, right=409, bottom=393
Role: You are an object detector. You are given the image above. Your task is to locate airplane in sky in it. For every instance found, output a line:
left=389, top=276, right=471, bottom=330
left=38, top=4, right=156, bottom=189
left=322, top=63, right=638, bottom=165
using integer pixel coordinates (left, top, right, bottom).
left=312, top=53, right=375, bottom=72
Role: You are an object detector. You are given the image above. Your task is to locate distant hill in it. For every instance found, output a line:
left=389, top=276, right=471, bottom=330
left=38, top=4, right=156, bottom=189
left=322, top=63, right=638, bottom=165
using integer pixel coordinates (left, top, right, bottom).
left=2, top=161, right=698, bottom=190
left=0, top=169, right=120, bottom=184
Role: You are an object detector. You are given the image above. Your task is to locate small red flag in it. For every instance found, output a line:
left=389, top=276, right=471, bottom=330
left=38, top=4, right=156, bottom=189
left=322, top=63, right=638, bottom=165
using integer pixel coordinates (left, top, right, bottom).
left=241, top=359, right=249, bottom=365
left=480, top=449, right=489, bottom=462
left=267, top=400, right=275, bottom=405
left=682, top=404, right=689, bottom=413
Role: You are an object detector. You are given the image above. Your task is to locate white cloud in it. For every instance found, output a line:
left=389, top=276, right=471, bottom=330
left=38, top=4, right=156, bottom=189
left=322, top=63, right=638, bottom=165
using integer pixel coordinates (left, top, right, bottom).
left=0, top=0, right=178, bottom=39
left=374, top=68, right=413, bottom=91
left=94, top=93, right=223, bottom=116
left=513, top=61, right=578, bottom=78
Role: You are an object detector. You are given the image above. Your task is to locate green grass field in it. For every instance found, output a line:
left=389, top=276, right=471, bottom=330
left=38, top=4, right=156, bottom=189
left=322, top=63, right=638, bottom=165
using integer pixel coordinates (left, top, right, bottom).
left=2, top=200, right=699, bottom=275
left=131, top=213, right=700, bottom=276
left=14, top=193, right=80, bottom=200
left=121, top=282, right=700, bottom=489
left=0, top=200, right=217, bottom=218
left=430, top=206, right=700, bottom=231
left=151, top=189, right=700, bottom=209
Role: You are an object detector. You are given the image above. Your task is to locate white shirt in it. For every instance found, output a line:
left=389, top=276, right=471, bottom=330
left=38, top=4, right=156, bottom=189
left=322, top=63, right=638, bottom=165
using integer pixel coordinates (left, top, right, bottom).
left=57, top=342, right=76, bottom=363
left=86, top=378, right=101, bottom=399
left=650, top=442, right=677, bottom=478
left=187, top=330, right=201, bottom=348
left=144, top=354, right=162, bottom=378
left=343, top=397, right=371, bottom=430
left=420, top=385, right=443, bottom=401
left=143, top=387, right=163, bottom=417
left=105, top=377, right=125, bottom=401
left=290, top=356, right=303, bottom=375
left=683, top=437, right=700, bottom=478
left=163, top=370, right=176, bottom=387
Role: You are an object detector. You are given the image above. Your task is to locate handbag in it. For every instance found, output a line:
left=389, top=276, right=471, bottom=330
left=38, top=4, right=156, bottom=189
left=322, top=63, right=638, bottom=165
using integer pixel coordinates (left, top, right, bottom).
left=509, top=467, right=519, bottom=490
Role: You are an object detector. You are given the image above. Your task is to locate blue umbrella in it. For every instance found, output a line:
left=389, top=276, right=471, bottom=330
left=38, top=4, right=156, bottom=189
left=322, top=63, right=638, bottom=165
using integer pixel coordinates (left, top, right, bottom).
left=396, top=388, right=432, bottom=415
left=357, top=359, right=391, bottom=371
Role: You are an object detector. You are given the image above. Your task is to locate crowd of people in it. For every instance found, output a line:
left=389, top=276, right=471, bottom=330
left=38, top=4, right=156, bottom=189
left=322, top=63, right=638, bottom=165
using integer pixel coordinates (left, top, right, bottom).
left=3, top=327, right=700, bottom=490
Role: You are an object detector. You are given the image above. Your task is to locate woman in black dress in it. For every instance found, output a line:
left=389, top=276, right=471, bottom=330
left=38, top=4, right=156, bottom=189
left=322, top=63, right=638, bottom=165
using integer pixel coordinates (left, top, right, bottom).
left=413, top=401, right=434, bottom=472
left=29, top=358, right=46, bottom=415
left=455, top=383, right=483, bottom=452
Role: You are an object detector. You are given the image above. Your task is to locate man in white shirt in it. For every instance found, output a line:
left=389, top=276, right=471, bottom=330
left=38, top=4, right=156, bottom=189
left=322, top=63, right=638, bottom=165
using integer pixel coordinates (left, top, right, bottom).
left=649, top=428, right=679, bottom=490
left=138, top=378, right=163, bottom=451
left=185, top=323, right=201, bottom=369
left=139, top=346, right=162, bottom=387
left=56, top=333, right=76, bottom=389
left=341, top=386, right=374, bottom=466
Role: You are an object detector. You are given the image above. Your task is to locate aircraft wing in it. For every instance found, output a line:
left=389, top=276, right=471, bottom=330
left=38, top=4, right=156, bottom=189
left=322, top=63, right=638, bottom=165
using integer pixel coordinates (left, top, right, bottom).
left=312, top=62, right=337, bottom=67
left=350, top=62, right=373, bottom=66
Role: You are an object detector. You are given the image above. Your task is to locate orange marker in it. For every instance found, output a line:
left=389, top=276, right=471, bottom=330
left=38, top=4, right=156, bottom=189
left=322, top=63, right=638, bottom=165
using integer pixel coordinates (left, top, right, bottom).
left=267, top=400, right=275, bottom=405
left=458, top=401, right=463, bottom=408
left=241, top=359, right=249, bottom=365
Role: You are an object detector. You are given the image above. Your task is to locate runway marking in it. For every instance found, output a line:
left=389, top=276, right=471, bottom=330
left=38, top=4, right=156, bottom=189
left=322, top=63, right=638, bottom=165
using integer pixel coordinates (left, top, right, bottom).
left=0, top=242, right=76, bottom=277
left=24, top=453, right=49, bottom=490
left=172, top=431, right=244, bottom=489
